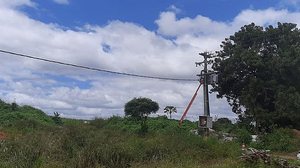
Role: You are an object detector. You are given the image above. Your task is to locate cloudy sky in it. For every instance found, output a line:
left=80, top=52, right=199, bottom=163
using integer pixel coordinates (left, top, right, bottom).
left=1, top=0, right=300, bottom=120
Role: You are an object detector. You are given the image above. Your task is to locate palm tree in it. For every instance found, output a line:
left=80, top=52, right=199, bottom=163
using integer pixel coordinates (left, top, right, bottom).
left=164, top=106, right=177, bottom=119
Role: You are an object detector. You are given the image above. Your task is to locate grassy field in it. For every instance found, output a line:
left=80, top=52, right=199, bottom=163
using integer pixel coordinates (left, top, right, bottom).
left=0, top=99, right=299, bottom=168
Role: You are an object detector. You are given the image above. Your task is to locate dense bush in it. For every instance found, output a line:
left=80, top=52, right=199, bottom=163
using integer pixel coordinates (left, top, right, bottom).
left=213, top=118, right=235, bottom=133
left=235, top=128, right=252, bottom=145
left=253, top=128, right=297, bottom=152
left=0, top=102, right=54, bottom=128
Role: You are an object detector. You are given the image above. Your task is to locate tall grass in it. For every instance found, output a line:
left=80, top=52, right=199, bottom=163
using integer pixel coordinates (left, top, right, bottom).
left=1, top=101, right=298, bottom=167
left=0, top=117, right=242, bottom=168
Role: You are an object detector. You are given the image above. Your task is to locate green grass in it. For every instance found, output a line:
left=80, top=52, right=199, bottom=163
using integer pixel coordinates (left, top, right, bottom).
left=0, top=100, right=54, bottom=127
left=0, top=124, right=243, bottom=168
left=0, top=99, right=299, bottom=167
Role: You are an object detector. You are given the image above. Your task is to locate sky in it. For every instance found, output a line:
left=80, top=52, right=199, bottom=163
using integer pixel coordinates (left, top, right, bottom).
left=1, top=0, right=300, bottom=120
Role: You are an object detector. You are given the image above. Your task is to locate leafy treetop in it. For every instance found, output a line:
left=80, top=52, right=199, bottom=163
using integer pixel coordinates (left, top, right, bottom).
left=124, top=97, right=159, bottom=119
left=164, top=106, right=177, bottom=119
left=212, top=22, right=300, bottom=131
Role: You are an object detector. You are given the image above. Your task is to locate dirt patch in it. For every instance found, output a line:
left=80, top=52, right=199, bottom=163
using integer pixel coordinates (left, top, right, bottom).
left=0, top=131, right=7, bottom=140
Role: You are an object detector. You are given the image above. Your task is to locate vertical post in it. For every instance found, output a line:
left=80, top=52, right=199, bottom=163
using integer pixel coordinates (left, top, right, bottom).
left=197, top=52, right=211, bottom=136
left=202, top=53, right=210, bottom=117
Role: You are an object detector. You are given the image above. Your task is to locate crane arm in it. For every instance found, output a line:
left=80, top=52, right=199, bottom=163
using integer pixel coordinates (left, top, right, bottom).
left=179, top=83, right=202, bottom=126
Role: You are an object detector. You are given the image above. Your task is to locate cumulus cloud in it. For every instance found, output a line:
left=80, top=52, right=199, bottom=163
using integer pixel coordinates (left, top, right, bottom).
left=156, top=8, right=300, bottom=38
left=3, top=2, right=300, bottom=120
left=156, top=8, right=300, bottom=50
left=0, top=3, right=202, bottom=119
left=233, top=8, right=300, bottom=26
left=156, top=12, right=230, bottom=37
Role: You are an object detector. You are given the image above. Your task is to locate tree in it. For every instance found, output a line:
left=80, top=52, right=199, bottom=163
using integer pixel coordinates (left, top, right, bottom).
left=213, top=118, right=234, bottom=132
left=11, top=99, right=17, bottom=111
left=52, top=112, right=63, bottom=125
left=124, top=97, right=159, bottom=134
left=212, top=23, right=300, bottom=131
left=124, top=97, right=159, bottom=119
left=164, top=106, right=177, bottom=119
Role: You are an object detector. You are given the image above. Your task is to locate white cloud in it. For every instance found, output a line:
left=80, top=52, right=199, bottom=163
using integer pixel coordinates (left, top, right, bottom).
left=233, top=8, right=300, bottom=26
left=156, top=8, right=300, bottom=50
left=0, top=0, right=35, bottom=8
left=53, top=0, right=69, bottom=5
left=156, top=11, right=230, bottom=37
left=4, top=2, right=300, bottom=121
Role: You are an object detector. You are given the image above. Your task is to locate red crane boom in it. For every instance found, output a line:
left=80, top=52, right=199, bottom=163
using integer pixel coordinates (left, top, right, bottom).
left=179, top=82, right=202, bottom=126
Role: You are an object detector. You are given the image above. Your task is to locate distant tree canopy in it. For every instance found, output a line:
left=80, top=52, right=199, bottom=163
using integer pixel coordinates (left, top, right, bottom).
left=212, top=22, right=300, bottom=130
left=164, top=106, right=177, bottom=119
left=215, top=118, right=232, bottom=125
left=124, top=97, right=159, bottom=119
left=213, top=118, right=234, bottom=132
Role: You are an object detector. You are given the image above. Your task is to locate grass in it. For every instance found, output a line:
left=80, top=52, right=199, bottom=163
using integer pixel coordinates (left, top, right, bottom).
left=0, top=100, right=54, bottom=128
left=0, top=99, right=299, bottom=167
left=0, top=125, right=243, bottom=168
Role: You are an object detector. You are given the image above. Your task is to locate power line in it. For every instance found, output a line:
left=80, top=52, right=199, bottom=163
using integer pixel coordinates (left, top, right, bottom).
left=0, top=49, right=198, bottom=82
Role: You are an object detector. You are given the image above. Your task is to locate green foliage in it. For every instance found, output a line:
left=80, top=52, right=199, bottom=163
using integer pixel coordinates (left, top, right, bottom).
left=1, top=99, right=297, bottom=167
left=0, top=100, right=54, bottom=129
left=164, top=106, right=177, bottom=119
left=0, top=116, right=242, bottom=168
left=52, top=112, right=63, bottom=125
left=124, top=97, right=159, bottom=134
left=213, top=118, right=235, bottom=133
left=253, top=128, right=297, bottom=152
left=139, top=118, right=149, bottom=135
left=11, top=102, right=17, bottom=111
left=235, top=128, right=252, bottom=145
left=124, top=97, right=159, bottom=119
left=213, top=22, right=300, bottom=130
left=99, top=116, right=197, bottom=134
left=89, top=117, right=107, bottom=128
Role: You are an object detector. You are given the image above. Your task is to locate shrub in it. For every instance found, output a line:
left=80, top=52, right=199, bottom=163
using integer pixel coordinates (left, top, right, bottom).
left=255, top=128, right=295, bottom=152
left=213, top=118, right=235, bottom=133
left=89, top=118, right=107, bottom=128
left=52, top=112, right=63, bottom=125
left=235, top=128, right=252, bottom=145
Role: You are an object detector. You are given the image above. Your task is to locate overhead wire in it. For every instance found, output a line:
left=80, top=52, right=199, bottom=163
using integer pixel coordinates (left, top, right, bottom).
left=0, top=49, right=199, bottom=82
left=1, top=31, right=293, bottom=81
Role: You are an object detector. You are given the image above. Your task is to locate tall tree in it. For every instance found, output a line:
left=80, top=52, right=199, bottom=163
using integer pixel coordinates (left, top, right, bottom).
left=124, top=97, right=159, bottom=134
left=212, top=23, right=300, bottom=131
left=124, top=97, right=159, bottom=119
left=164, top=106, right=177, bottom=119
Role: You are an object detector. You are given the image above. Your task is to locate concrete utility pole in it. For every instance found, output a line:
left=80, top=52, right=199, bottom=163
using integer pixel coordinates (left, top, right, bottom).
left=196, top=52, right=213, bottom=136
left=202, top=53, right=210, bottom=117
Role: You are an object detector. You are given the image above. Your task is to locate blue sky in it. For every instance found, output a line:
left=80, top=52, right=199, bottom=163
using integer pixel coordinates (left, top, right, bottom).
left=24, top=0, right=291, bottom=30
left=1, top=0, right=300, bottom=120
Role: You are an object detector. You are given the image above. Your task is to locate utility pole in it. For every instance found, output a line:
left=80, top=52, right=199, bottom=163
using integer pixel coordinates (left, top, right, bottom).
left=178, top=52, right=217, bottom=129
left=196, top=52, right=213, bottom=136
left=202, top=52, right=210, bottom=117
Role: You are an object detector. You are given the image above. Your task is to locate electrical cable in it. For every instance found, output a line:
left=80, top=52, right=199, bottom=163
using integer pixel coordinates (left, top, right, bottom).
left=0, top=49, right=199, bottom=82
